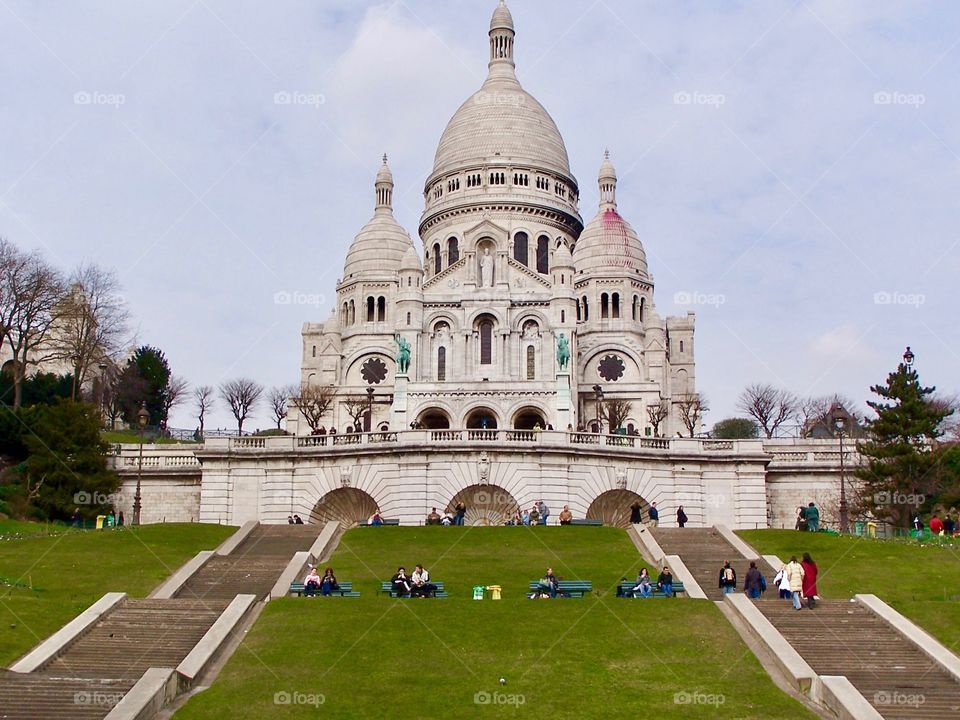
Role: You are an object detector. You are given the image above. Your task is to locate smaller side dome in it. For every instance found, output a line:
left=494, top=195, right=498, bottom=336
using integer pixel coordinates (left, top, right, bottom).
left=553, top=241, right=574, bottom=268
left=400, top=245, right=422, bottom=272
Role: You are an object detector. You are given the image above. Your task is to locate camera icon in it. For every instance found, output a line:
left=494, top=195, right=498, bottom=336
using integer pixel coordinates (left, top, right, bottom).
left=673, top=291, right=692, bottom=305
left=74, top=691, right=91, bottom=705
left=873, top=91, right=892, bottom=105
left=673, top=691, right=692, bottom=705
left=74, top=491, right=92, bottom=505
left=673, top=91, right=692, bottom=105
left=474, top=491, right=490, bottom=504
left=273, top=291, right=292, bottom=305
left=474, top=691, right=491, bottom=705
left=73, top=91, right=92, bottom=105
left=874, top=691, right=891, bottom=705
left=273, top=691, right=291, bottom=705
left=873, top=291, right=891, bottom=305
left=273, top=91, right=292, bottom=105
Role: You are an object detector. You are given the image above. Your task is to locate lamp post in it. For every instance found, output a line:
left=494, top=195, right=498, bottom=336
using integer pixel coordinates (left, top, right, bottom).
left=830, top=403, right=852, bottom=534
left=592, top=384, right=604, bottom=434
left=133, top=402, right=149, bottom=526
left=365, top=386, right=374, bottom=433
left=903, top=346, right=915, bottom=368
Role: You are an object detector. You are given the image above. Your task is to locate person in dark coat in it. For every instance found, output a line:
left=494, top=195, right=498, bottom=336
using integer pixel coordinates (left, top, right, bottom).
left=676, top=506, right=688, bottom=528
left=392, top=567, right=412, bottom=597
left=454, top=501, right=466, bottom=526
left=801, top=553, right=818, bottom=609
left=719, top=561, right=737, bottom=594
left=629, top=502, right=643, bottom=524
left=743, top=561, right=764, bottom=599
left=657, top=567, right=675, bottom=597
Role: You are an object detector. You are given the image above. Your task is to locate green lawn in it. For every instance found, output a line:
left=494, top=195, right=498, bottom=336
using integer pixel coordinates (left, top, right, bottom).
left=0, top=522, right=236, bottom=665
left=175, top=527, right=814, bottom=719
left=739, top=529, right=960, bottom=648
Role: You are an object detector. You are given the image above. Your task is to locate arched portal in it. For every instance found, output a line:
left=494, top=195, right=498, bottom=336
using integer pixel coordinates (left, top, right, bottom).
left=585, top=489, right=651, bottom=529
left=512, top=407, right=546, bottom=430
left=465, top=407, right=499, bottom=429
left=417, top=408, right=451, bottom=429
left=310, top=487, right=379, bottom=528
left=445, top=484, right=519, bottom=526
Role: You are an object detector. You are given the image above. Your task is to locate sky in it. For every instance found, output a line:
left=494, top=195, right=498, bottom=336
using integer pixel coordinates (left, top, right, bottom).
left=1, top=0, right=958, bottom=432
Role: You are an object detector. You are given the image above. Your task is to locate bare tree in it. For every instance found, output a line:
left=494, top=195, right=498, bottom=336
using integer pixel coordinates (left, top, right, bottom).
left=267, top=384, right=296, bottom=429
left=601, top=399, right=633, bottom=433
left=161, top=375, right=190, bottom=430
left=799, top=394, right=860, bottom=437
left=194, top=385, right=214, bottom=438
left=219, top=378, right=264, bottom=435
left=676, top=393, right=709, bottom=437
left=289, top=383, right=336, bottom=433
left=341, top=395, right=369, bottom=432
left=737, top=383, right=798, bottom=438
left=0, top=247, right=66, bottom=407
left=54, top=263, right=131, bottom=400
left=646, top=402, right=669, bottom=438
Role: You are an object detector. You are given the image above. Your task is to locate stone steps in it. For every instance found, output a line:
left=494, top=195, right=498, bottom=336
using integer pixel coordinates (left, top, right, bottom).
left=0, top=672, right=136, bottom=719
left=43, top=598, right=229, bottom=680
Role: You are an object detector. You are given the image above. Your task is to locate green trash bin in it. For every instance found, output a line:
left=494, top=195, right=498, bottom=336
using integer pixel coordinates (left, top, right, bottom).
left=472, top=585, right=485, bottom=600
left=854, top=521, right=865, bottom=536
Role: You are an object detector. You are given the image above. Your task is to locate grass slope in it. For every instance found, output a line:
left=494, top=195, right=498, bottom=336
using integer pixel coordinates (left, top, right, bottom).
left=175, top=527, right=814, bottom=719
left=0, top=522, right=236, bottom=665
left=739, top=529, right=960, bottom=647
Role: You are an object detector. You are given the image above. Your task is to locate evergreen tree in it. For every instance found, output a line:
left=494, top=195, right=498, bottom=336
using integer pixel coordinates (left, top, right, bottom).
left=856, top=356, right=952, bottom=527
left=123, top=346, right=170, bottom=426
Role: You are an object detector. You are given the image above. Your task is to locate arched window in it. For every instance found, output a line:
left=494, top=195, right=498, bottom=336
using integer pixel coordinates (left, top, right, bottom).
left=366, top=296, right=375, bottom=322
left=576, top=301, right=581, bottom=322
left=679, top=340, right=684, bottom=353
left=312, top=345, right=316, bottom=358
left=536, top=235, right=549, bottom=273
left=582, top=296, right=589, bottom=321
left=632, top=295, right=640, bottom=321
left=377, top=296, right=386, bottom=322
left=479, top=320, right=493, bottom=365
left=406, top=312, right=411, bottom=325
left=349, top=300, right=355, bottom=325
left=601, top=293, right=609, bottom=319
left=526, top=346, right=535, bottom=380
left=561, top=309, right=565, bottom=323
left=433, top=243, right=441, bottom=274
left=437, top=347, right=446, bottom=381
left=513, top=232, right=528, bottom=266
left=639, top=297, right=645, bottom=322
left=448, top=237, right=459, bottom=265
left=341, top=302, right=348, bottom=325
left=612, top=293, right=620, bottom=319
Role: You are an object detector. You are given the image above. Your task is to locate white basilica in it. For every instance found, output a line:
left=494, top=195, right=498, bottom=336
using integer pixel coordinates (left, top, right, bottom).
left=296, top=1, right=696, bottom=437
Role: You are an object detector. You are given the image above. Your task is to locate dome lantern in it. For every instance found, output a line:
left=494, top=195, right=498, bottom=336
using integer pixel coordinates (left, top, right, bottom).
left=489, top=1, right=515, bottom=75
left=375, top=153, right=394, bottom=213
left=599, top=149, right=617, bottom=210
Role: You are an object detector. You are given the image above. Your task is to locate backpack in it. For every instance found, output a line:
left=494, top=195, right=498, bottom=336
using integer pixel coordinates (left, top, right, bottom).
left=724, top=568, right=735, bottom=582
left=760, top=574, right=767, bottom=592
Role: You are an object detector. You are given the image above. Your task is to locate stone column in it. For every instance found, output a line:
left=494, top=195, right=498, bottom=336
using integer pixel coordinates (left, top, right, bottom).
left=392, top=375, right=408, bottom=430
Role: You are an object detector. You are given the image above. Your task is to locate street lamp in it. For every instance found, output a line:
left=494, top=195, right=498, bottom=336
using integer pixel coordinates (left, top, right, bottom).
left=829, top=402, right=852, bottom=534
left=903, top=346, right=915, bottom=368
left=133, top=402, right=149, bottom=526
left=365, top=386, right=374, bottom=433
left=592, top=384, right=604, bottom=434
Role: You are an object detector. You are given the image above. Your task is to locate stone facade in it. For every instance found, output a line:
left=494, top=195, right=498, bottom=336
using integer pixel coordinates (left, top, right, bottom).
left=293, top=1, right=695, bottom=438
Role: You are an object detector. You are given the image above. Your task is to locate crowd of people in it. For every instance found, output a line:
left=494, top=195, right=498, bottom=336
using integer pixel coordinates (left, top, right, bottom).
left=420, top=501, right=582, bottom=526
left=715, top=553, right=818, bottom=609
left=914, top=511, right=960, bottom=537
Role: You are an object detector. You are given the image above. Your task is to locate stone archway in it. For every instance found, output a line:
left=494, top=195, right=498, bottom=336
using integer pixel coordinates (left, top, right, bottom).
left=586, top=489, right=651, bottom=529
left=417, top=408, right=451, bottom=429
left=512, top=407, right=546, bottom=430
left=310, top=488, right=379, bottom=528
left=445, top=484, right=518, bottom=526
left=465, top=407, right=499, bottom=429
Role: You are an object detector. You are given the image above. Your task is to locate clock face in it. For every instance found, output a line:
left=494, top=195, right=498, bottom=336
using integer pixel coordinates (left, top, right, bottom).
left=598, top=354, right=625, bottom=382
left=361, top=357, right=388, bottom=385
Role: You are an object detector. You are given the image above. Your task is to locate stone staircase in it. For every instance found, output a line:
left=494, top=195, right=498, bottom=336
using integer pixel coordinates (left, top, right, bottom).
left=652, top=527, right=770, bottom=600
left=758, top=600, right=960, bottom=718
left=174, top=524, right=319, bottom=600
left=0, top=671, right=136, bottom=720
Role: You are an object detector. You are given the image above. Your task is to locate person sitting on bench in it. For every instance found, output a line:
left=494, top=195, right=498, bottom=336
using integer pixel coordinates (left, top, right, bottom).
left=533, top=568, right=559, bottom=598
left=392, top=567, right=412, bottom=597
left=558, top=505, right=573, bottom=525
left=410, top=564, right=437, bottom=597
left=319, top=567, right=339, bottom=596
left=657, top=566, right=674, bottom=597
left=303, top=567, right=322, bottom=597
left=426, top=507, right=442, bottom=525
left=631, top=569, right=653, bottom=598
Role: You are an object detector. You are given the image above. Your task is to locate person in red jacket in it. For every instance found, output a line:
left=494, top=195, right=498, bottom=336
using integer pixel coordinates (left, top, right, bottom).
left=801, top=553, right=818, bottom=609
left=930, top=514, right=944, bottom=534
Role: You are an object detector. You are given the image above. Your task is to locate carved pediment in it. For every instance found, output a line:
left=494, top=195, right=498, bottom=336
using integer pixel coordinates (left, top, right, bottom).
left=506, top=257, right=552, bottom=289
left=464, top=218, right=508, bottom=245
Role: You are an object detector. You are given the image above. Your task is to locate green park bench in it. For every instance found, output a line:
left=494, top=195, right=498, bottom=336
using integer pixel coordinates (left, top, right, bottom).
left=289, top=581, right=360, bottom=597
left=380, top=580, right=448, bottom=598
left=362, top=518, right=400, bottom=526
left=528, top=579, right=593, bottom=598
left=568, top=519, right=602, bottom=526
left=618, top=580, right=685, bottom=598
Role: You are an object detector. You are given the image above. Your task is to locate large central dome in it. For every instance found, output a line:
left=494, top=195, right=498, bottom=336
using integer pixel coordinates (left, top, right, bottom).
left=429, top=1, right=573, bottom=181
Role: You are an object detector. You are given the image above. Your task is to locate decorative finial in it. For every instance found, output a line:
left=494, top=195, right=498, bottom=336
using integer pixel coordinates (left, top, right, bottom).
left=382, top=153, right=388, bottom=164
left=375, top=154, right=394, bottom=212
left=599, top=150, right=617, bottom=210
left=604, top=148, right=610, bottom=160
